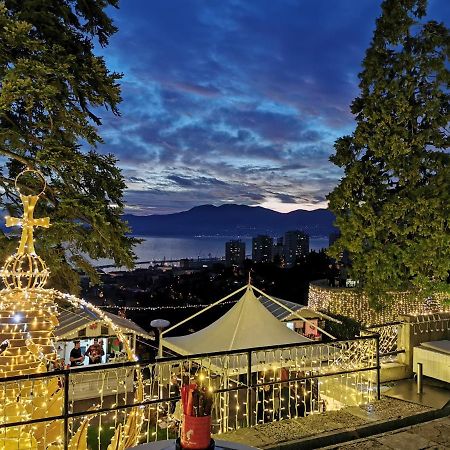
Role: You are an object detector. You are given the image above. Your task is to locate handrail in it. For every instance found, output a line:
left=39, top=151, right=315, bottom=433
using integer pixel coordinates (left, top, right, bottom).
left=0, top=362, right=379, bottom=430
left=0, top=334, right=378, bottom=384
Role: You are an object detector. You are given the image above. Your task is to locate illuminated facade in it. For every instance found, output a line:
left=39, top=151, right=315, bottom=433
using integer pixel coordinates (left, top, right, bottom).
left=283, top=230, right=309, bottom=267
left=225, top=239, right=246, bottom=266
left=252, top=235, right=273, bottom=263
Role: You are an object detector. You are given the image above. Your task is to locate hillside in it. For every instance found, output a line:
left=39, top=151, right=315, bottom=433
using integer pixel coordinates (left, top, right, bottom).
left=124, top=204, right=336, bottom=237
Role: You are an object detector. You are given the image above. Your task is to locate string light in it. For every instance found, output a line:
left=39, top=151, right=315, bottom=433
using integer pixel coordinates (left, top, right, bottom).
left=96, top=300, right=238, bottom=311
left=0, top=171, right=144, bottom=450
left=308, top=282, right=449, bottom=326
left=0, top=172, right=383, bottom=446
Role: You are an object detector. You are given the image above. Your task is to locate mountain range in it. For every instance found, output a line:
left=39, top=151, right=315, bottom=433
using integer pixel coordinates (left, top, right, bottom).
left=124, top=204, right=336, bottom=237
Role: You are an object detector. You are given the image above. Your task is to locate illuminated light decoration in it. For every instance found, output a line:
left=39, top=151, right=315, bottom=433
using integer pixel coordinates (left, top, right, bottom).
left=12, top=313, right=22, bottom=323
left=96, top=300, right=238, bottom=311
left=308, top=281, right=450, bottom=326
left=0, top=170, right=144, bottom=450
left=2, top=171, right=50, bottom=290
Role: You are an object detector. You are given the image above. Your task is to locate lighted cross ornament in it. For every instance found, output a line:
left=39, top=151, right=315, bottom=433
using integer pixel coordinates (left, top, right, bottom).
left=5, top=194, right=50, bottom=255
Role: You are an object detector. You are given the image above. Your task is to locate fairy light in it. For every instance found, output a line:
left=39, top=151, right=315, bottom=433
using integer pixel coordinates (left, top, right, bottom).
left=12, top=313, right=22, bottom=323
left=308, top=281, right=449, bottom=326
left=0, top=171, right=144, bottom=449
left=95, top=300, right=238, bottom=311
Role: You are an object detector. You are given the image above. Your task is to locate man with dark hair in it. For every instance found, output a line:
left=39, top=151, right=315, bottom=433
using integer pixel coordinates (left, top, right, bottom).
left=85, top=338, right=104, bottom=364
left=69, top=341, right=84, bottom=367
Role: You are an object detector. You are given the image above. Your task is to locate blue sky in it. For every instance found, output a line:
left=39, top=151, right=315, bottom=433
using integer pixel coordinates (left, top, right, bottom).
left=96, top=0, right=449, bottom=215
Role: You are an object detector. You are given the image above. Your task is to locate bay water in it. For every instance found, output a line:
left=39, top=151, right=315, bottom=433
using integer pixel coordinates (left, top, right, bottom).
left=95, top=235, right=329, bottom=268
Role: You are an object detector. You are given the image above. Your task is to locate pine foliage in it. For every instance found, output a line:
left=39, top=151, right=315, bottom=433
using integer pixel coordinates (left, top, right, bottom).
left=328, top=0, right=449, bottom=304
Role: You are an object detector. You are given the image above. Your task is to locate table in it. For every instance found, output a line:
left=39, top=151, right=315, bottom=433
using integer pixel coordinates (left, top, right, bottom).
left=130, top=439, right=259, bottom=450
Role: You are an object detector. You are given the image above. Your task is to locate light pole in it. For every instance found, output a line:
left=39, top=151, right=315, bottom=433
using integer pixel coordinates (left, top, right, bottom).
left=150, top=319, right=170, bottom=358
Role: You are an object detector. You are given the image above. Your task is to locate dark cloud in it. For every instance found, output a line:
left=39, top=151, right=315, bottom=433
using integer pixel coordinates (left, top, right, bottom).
left=275, top=193, right=299, bottom=203
left=127, top=176, right=146, bottom=183
left=168, top=81, right=221, bottom=97
left=240, top=163, right=307, bottom=174
left=167, top=175, right=227, bottom=187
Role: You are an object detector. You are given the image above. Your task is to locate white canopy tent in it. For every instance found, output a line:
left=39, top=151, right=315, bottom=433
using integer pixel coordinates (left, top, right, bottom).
left=162, top=285, right=310, bottom=356
left=159, top=283, right=337, bottom=376
left=158, top=284, right=341, bottom=432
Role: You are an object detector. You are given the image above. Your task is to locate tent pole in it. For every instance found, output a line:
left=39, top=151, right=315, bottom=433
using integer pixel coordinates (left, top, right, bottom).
left=251, top=285, right=336, bottom=340
left=309, top=310, right=342, bottom=324
left=161, top=284, right=248, bottom=338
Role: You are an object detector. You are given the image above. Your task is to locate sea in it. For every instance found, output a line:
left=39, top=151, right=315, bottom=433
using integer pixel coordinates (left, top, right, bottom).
left=95, top=235, right=329, bottom=269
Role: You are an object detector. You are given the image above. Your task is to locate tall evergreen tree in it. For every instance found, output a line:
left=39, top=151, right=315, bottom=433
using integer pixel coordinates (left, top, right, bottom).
left=0, top=0, right=137, bottom=293
left=328, top=0, right=449, bottom=304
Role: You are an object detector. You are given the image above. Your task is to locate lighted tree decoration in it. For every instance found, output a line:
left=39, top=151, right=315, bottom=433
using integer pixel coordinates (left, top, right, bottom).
left=328, top=0, right=450, bottom=305
left=0, top=171, right=143, bottom=449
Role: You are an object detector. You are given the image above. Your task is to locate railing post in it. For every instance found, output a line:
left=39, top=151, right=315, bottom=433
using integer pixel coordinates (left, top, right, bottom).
left=246, top=350, right=252, bottom=428
left=417, top=362, right=423, bottom=395
left=375, top=334, right=381, bottom=400
left=63, top=369, right=70, bottom=450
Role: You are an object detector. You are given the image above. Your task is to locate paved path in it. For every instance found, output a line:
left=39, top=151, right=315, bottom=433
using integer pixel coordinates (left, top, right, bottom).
left=330, top=416, right=450, bottom=449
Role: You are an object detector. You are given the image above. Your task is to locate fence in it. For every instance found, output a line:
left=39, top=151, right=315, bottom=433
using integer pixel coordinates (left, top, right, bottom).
left=409, top=314, right=450, bottom=336
left=0, top=335, right=379, bottom=449
left=361, top=322, right=404, bottom=363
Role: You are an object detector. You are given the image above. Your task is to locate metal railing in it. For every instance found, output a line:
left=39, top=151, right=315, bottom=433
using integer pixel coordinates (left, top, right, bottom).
left=410, top=313, right=450, bottom=335
left=0, top=335, right=379, bottom=449
left=361, top=321, right=404, bottom=362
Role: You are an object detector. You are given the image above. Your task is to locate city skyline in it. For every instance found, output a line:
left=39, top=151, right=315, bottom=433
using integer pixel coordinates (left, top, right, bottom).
left=96, top=0, right=449, bottom=215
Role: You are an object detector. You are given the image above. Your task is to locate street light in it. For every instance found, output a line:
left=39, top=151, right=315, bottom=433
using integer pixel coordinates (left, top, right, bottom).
left=150, top=319, right=170, bottom=358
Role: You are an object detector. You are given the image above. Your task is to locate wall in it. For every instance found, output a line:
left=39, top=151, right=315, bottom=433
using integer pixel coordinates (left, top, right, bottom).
left=397, top=313, right=450, bottom=378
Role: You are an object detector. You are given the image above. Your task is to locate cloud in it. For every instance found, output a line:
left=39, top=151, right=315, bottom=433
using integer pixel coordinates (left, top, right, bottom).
left=167, top=175, right=227, bottom=187
left=275, top=193, right=298, bottom=203
left=93, top=0, right=449, bottom=214
left=127, top=176, right=146, bottom=183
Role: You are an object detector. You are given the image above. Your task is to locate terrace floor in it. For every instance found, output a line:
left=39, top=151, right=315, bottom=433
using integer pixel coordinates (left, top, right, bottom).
left=217, top=396, right=436, bottom=449
left=382, top=377, right=450, bottom=409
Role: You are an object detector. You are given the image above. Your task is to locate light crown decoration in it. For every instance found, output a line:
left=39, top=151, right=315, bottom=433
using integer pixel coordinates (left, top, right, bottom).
left=1, top=170, right=50, bottom=290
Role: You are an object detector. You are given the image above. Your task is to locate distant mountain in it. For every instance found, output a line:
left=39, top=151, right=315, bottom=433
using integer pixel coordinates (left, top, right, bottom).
left=124, top=204, right=336, bottom=237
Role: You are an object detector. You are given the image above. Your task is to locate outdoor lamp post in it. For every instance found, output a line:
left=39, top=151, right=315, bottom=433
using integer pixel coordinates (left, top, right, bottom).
left=151, top=319, right=170, bottom=358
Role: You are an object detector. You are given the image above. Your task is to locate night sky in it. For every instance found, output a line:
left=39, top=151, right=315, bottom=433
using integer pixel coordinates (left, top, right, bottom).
left=97, top=0, right=449, bottom=215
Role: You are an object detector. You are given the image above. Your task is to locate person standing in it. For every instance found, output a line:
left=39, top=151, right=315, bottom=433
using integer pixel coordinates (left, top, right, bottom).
left=69, top=341, right=84, bottom=367
left=85, top=338, right=104, bottom=364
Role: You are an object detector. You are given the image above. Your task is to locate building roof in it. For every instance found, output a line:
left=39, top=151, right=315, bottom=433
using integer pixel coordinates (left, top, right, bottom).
left=162, top=286, right=310, bottom=356
left=55, top=304, right=152, bottom=340
left=258, top=295, right=340, bottom=322
left=258, top=295, right=303, bottom=320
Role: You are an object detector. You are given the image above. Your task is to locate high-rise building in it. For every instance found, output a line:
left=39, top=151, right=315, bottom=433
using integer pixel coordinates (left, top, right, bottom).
left=329, top=231, right=340, bottom=247
left=252, top=235, right=273, bottom=263
left=328, top=231, right=351, bottom=265
left=225, top=240, right=245, bottom=266
left=272, top=236, right=285, bottom=266
left=283, top=230, right=309, bottom=267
